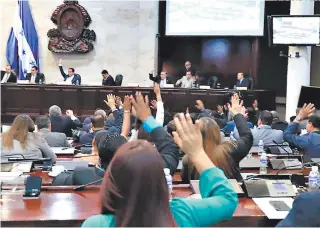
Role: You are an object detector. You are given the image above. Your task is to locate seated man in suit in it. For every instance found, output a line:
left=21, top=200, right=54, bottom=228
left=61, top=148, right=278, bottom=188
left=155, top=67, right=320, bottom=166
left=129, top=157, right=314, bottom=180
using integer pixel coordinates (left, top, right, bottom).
left=25, top=66, right=45, bottom=84
left=58, top=58, right=81, bottom=85
left=176, top=70, right=194, bottom=88
left=35, top=115, right=70, bottom=147
left=49, top=105, right=82, bottom=137
left=149, top=70, right=172, bottom=87
left=79, top=114, right=106, bottom=145
left=233, top=110, right=283, bottom=145
left=1, top=65, right=17, bottom=83
left=271, top=111, right=288, bottom=131
left=234, top=72, right=249, bottom=89
left=101, top=70, right=115, bottom=86
left=277, top=191, right=320, bottom=227
left=284, top=103, right=320, bottom=158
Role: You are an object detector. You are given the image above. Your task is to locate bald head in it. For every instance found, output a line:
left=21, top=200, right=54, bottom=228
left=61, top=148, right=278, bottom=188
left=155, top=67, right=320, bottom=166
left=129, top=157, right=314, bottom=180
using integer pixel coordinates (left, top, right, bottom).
left=185, top=61, right=191, bottom=70
left=91, top=114, right=105, bottom=129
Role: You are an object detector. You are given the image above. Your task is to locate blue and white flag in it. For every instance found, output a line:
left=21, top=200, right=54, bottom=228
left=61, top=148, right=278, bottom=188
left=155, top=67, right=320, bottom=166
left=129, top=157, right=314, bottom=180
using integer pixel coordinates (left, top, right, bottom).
left=6, top=0, right=39, bottom=80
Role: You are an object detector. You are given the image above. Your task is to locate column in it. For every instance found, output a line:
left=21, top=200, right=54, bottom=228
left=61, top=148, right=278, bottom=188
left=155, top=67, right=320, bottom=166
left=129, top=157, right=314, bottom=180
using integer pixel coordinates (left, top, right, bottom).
left=285, top=0, right=314, bottom=121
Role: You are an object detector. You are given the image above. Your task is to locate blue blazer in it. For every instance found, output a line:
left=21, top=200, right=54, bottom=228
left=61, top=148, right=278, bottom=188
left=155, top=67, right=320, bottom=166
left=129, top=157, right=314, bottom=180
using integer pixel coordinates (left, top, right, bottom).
left=59, top=65, right=81, bottom=85
left=277, top=191, right=320, bottom=227
left=235, top=78, right=249, bottom=88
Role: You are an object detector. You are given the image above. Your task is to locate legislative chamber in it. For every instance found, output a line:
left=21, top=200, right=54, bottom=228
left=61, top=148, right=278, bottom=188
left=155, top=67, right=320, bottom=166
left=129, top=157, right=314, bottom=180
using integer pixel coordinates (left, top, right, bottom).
left=1, top=0, right=320, bottom=227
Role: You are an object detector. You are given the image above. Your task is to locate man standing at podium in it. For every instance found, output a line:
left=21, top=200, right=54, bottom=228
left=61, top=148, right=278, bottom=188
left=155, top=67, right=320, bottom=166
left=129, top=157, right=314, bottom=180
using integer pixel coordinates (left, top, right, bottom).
left=25, top=66, right=45, bottom=84
left=234, top=72, right=249, bottom=88
left=58, top=59, right=81, bottom=85
left=1, top=65, right=17, bottom=83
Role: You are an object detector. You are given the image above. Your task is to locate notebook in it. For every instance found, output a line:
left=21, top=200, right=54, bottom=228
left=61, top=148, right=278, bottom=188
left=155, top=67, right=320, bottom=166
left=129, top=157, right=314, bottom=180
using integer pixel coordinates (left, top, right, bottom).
left=51, top=147, right=75, bottom=155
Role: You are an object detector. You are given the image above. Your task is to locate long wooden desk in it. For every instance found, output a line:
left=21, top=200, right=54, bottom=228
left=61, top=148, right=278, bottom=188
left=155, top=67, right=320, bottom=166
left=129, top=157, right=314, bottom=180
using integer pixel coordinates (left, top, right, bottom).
left=1, top=84, right=275, bottom=123
left=1, top=185, right=273, bottom=227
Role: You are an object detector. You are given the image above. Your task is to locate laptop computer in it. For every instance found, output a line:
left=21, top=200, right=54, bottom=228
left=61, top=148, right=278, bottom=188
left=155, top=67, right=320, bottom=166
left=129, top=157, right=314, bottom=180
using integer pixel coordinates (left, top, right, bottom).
left=51, top=147, right=75, bottom=155
left=190, top=179, right=244, bottom=195
left=239, top=158, right=261, bottom=169
left=55, top=161, right=89, bottom=171
left=1, top=162, right=33, bottom=172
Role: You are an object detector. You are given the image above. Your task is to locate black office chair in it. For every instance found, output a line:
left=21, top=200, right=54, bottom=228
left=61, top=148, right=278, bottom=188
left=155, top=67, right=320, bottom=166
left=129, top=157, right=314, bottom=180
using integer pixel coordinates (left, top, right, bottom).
left=248, top=78, right=253, bottom=90
left=207, top=76, right=218, bottom=89
left=115, top=74, right=123, bottom=86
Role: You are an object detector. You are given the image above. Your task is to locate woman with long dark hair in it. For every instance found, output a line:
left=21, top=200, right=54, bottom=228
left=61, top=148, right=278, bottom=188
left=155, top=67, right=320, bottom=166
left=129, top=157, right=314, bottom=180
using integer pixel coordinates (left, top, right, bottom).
left=82, top=93, right=238, bottom=227
left=181, top=94, right=253, bottom=182
left=1, top=114, right=57, bottom=162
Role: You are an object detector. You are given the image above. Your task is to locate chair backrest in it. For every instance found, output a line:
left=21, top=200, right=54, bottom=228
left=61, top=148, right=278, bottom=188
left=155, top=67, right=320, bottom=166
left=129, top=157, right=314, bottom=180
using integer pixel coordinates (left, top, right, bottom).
left=115, top=74, right=123, bottom=86
left=248, top=78, right=253, bottom=90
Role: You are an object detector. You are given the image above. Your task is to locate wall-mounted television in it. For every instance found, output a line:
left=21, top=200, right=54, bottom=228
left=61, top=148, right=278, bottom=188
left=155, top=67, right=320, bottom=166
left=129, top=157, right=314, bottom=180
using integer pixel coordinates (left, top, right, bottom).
left=268, top=15, right=320, bottom=46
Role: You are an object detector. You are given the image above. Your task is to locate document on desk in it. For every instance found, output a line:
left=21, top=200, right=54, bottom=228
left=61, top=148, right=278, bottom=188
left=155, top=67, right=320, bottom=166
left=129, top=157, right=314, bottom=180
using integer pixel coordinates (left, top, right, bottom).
left=51, top=147, right=75, bottom=155
left=253, top=197, right=294, bottom=219
left=0, top=172, right=23, bottom=181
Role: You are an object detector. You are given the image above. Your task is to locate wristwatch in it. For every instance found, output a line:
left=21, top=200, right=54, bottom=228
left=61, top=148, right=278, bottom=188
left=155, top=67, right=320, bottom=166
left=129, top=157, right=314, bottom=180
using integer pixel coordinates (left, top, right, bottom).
left=295, top=115, right=302, bottom=122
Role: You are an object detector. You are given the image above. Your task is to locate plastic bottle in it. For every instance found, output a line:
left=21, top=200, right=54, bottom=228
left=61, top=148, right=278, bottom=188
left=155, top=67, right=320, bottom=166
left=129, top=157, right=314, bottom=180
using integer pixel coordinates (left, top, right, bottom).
left=259, top=152, right=268, bottom=174
left=230, top=131, right=235, bottom=141
left=164, top=168, right=173, bottom=194
left=308, top=166, right=319, bottom=191
left=258, top=140, right=264, bottom=155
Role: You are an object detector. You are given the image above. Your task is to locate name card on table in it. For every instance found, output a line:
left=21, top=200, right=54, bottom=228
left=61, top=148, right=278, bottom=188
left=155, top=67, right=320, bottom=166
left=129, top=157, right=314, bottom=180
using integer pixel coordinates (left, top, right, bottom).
left=199, top=85, right=210, bottom=89
left=163, top=84, right=174, bottom=88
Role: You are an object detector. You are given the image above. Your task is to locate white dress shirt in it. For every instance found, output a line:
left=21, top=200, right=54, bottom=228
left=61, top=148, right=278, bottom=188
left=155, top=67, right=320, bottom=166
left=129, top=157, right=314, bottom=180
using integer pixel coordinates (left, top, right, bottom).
left=30, top=74, right=36, bottom=83
left=65, top=75, right=74, bottom=84
left=175, top=76, right=194, bottom=88
left=1, top=73, right=10, bottom=83
left=160, top=78, right=166, bottom=88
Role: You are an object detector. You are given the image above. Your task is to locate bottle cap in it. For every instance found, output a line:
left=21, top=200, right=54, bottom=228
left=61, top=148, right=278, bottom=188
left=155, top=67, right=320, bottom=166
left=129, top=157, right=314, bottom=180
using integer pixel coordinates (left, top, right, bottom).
left=312, top=166, right=318, bottom=172
left=259, top=140, right=263, bottom=143
left=261, top=152, right=267, bottom=156
left=163, top=168, right=170, bottom=175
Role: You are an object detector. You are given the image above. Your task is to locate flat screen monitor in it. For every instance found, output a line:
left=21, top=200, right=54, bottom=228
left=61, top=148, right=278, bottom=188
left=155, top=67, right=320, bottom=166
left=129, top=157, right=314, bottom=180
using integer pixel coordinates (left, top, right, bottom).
left=166, top=0, right=265, bottom=36
left=268, top=15, right=320, bottom=46
left=298, top=86, right=320, bottom=108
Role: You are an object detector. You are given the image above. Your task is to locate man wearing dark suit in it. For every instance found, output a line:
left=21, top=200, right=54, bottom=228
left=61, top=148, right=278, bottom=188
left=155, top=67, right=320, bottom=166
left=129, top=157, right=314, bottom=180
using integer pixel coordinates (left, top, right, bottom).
left=277, top=191, right=320, bottom=227
left=149, top=71, right=172, bottom=87
left=35, top=115, right=70, bottom=147
left=49, top=105, right=82, bottom=137
left=58, top=59, right=81, bottom=85
left=234, top=72, right=249, bottom=88
left=80, top=114, right=106, bottom=145
left=101, top=69, right=115, bottom=86
left=25, top=66, right=45, bottom=84
left=1, top=65, right=17, bottom=83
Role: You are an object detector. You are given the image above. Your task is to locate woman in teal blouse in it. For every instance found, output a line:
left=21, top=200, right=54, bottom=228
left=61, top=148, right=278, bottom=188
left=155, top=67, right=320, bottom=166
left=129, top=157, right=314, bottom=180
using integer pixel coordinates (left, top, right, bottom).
left=82, top=94, right=238, bottom=227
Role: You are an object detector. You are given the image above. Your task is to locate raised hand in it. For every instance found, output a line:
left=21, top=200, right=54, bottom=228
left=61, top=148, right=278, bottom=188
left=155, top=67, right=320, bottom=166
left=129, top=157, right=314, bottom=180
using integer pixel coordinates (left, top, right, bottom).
left=229, top=94, right=245, bottom=116
left=123, top=95, right=131, bottom=111
left=104, top=94, right=116, bottom=110
left=298, top=103, right=315, bottom=120
left=115, top=96, right=123, bottom=108
left=154, top=83, right=161, bottom=96
left=217, top=105, right=223, bottom=114
left=252, top=100, right=259, bottom=110
left=59, top=58, right=62, bottom=65
left=150, top=100, right=157, bottom=110
left=130, top=92, right=151, bottom=122
left=66, top=109, right=74, bottom=117
left=195, top=100, right=205, bottom=111
left=172, top=113, right=204, bottom=158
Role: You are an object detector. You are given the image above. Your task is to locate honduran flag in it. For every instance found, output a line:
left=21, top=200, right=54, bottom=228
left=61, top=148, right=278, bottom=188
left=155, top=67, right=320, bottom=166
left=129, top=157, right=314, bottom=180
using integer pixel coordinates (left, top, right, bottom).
left=6, top=0, right=39, bottom=80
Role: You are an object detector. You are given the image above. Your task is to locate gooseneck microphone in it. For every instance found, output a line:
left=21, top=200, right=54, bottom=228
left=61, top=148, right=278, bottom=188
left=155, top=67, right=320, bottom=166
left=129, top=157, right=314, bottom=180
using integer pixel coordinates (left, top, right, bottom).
left=73, top=178, right=104, bottom=191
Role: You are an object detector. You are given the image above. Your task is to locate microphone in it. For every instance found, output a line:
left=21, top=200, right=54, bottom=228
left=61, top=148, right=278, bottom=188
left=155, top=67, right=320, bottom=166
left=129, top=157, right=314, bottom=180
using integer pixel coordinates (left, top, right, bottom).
left=73, top=178, right=104, bottom=191
left=276, top=161, right=320, bottom=176
left=272, top=140, right=290, bottom=156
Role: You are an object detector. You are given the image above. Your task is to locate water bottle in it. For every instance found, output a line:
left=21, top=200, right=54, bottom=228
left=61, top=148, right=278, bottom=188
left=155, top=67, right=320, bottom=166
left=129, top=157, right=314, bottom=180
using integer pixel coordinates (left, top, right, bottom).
left=308, top=166, right=319, bottom=191
left=164, top=168, right=172, bottom=194
left=258, top=140, right=264, bottom=155
left=230, top=131, right=235, bottom=141
left=259, top=152, right=268, bottom=174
